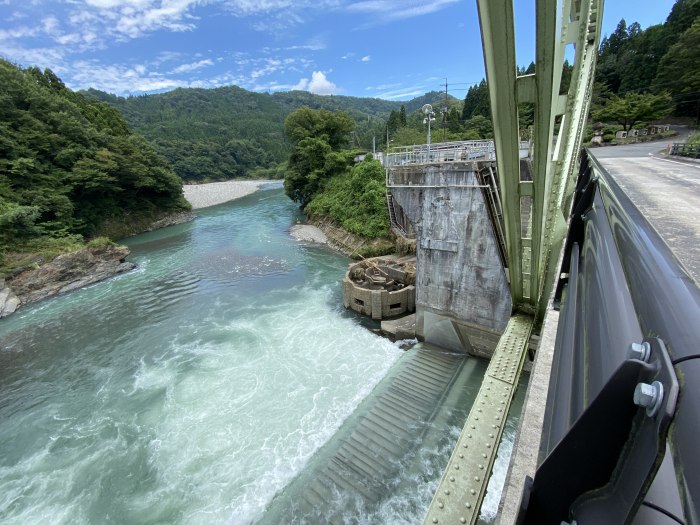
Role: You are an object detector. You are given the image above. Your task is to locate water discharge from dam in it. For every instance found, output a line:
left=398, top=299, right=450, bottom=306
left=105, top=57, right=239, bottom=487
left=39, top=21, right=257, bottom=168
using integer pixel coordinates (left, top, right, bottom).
left=0, top=186, right=523, bottom=524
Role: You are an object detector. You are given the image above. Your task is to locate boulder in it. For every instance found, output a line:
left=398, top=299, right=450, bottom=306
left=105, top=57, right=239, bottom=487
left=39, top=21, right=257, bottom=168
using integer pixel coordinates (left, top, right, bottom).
left=6, top=245, right=136, bottom=310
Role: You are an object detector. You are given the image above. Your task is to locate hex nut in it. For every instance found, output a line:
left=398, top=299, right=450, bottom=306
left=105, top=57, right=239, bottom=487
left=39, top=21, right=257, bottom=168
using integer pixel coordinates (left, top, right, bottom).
left=633, top=381, right=664, bottom=417
left=628, top=341, right=651, bottom=362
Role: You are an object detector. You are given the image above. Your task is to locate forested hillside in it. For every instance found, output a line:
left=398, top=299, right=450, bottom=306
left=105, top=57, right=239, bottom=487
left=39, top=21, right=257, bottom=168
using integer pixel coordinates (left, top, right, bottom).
left=591, top=0, right=700, bottom=130
left=86, top=87, right=448, bottom=182
left=0, top=60, right=189, bottom=270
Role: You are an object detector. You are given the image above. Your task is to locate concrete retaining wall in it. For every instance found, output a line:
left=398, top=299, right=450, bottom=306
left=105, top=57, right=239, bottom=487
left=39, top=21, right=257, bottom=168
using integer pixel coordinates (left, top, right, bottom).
left=389, top=162, right=512, bottom=357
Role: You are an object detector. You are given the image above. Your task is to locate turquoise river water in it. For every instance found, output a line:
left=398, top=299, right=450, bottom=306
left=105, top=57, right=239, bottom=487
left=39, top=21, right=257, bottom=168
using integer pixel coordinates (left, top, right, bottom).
left=0, top=185, right=523, bottom=524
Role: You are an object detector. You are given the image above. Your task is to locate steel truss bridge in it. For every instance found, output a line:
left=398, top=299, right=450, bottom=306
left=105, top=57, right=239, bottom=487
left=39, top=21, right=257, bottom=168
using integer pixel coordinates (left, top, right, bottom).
left=386, top=0, right=700, bottom=523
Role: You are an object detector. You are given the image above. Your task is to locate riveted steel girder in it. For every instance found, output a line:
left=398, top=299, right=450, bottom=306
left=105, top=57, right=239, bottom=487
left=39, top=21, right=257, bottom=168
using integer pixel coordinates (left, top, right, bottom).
left=477, top=0, right=604, bottom=317
left=476, top=0, right=524, bottom=306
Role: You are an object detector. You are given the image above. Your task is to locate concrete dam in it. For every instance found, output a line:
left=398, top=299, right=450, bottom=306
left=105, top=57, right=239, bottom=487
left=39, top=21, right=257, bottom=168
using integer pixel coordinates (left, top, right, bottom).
left=261, top=140, right=534, bottom=524
left=386, top=145, right=517, bottom=358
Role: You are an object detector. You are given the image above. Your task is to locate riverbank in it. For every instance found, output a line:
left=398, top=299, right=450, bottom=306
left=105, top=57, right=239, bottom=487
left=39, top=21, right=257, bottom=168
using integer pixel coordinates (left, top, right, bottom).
left=291, top=216, right=397, bottom=259
left=183, top=180, right=278, bottom=209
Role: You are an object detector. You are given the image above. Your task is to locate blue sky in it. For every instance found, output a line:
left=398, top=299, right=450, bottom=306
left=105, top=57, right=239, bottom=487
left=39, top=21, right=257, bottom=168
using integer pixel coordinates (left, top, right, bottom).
left=0, top=0, right=677, bottom=100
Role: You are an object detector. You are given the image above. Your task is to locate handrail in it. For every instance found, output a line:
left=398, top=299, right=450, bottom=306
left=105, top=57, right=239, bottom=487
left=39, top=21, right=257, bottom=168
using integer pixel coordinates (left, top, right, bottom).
left=385, top=140, right=530, bottom=167
left=670, top=142, right=700, bottom=159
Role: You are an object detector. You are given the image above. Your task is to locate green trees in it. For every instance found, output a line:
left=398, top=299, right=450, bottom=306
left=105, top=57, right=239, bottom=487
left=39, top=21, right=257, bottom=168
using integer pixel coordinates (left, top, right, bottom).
left=282, top=107, right=390, bottom=239
left=0, top=59, right=188, bottom=263
left=594, top=1, right=700, bottom=121
left=462, top=80, right=491, bottom=121
left=593, top=92, right=673, bottom=131
left=283, top=107, right=355, bottom=208
left=284, top=106, right=355, bottom=149
left=305, top=156, right=390, bottom=238
left=654, top=18, right=700, bottom=119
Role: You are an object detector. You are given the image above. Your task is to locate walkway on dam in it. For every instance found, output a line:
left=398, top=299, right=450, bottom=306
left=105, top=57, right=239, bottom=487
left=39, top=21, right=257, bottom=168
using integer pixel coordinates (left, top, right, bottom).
left=590, top=132, right=700, bottom=284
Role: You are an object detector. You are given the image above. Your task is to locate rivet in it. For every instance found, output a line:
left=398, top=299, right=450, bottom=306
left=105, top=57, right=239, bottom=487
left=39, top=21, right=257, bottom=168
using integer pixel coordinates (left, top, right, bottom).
left=479, top=464, right=484, bottom=470
left=482, top=453, right=487, bottom=458
left=467, top=433, right=472, bottom=438
left=463, top=443, right=468, bottom=448
left=445, top=489, right=450, bottom=495
left=475, top=476, right=481, bottom=482
left=460, top=518, right=466, bottom=524
left=459, top=453, right=464, bottom=458
left=489, top=433, right=494, bottom=438
left=450, top=476, right=455, bottom=482
left=470, top=489, right=476, bottom=495
left=486, top=443, right=491, bottom=448
left=471, top=425, right=476, bottom=429
left=432, top=519, right=438, bottom=524
left=438, top=502, right=444, bottom=509
left=454, top=465, right=459, bottom=470
left=475, top=416, right=479, bottom=420
left=466, top=502, right=472, bottom=509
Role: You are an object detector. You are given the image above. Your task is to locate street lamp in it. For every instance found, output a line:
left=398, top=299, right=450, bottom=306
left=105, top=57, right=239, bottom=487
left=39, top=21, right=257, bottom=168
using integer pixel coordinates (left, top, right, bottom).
left=422, top=104, right=436, bottom=154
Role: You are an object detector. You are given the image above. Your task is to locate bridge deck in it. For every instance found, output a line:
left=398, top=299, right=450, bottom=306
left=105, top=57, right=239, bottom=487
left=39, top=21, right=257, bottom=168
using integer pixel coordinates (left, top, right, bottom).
left=591, top=143, right=700, bottom=284
left=423, top=315, right=533, bottom=525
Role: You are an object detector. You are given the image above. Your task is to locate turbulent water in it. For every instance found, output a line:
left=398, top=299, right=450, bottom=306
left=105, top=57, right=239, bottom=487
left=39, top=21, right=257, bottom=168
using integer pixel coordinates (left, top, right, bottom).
left=0, top=185, right=524, bottom=524
left=0, top=186, right=406, bottom=524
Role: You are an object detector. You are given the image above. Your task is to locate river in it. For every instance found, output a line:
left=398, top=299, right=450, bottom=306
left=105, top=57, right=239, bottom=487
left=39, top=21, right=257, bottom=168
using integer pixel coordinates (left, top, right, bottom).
left=0, top=185, right=522, bottom=524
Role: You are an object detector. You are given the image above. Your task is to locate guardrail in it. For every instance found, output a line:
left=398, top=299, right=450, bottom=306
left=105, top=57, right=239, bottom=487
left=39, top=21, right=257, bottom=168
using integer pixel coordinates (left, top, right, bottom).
left=518, top=150, right=700, bottom=524
left=383, top=140, right=530, bottom=167
left=670, top=142, right=700, bottom=159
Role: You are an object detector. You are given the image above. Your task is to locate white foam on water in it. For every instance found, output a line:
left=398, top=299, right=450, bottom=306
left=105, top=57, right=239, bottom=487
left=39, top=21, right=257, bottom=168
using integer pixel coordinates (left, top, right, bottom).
left=0, top=190, right=412, bottom=524
left=0, top=279, right=403, bottom=524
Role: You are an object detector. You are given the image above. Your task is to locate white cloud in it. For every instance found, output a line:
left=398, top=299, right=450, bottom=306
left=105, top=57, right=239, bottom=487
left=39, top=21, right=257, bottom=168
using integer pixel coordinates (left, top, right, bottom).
left=346, top=0, right=458, bottom=21
left=365, top=82, right=402, bottom=91
left=0, top=44, right=65, bottom=66
left=0, top=26, right=38, bottom=41
left=371, top=84, right=428, bottom=100
left=66, top=60, right=184, bottom=93
left=292, top=77, right=309, bottom=91
left=361, top=55, right=370, bottom=62
left=298, top=70, right=338, bottom=95
left=171, top=58, right=214, bottom=73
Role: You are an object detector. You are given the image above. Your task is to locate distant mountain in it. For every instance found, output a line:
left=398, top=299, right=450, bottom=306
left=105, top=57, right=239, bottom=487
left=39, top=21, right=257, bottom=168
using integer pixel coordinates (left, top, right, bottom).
left=84, top=86, right=456, bottom=182
left=403, top=91, right=458, bottom=114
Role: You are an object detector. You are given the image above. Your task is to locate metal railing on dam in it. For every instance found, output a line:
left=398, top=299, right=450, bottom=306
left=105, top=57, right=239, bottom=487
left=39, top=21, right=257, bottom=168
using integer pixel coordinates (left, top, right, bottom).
left=517, top=151, right=700, bottom=524
left=384, top=140, right=530, bottom=169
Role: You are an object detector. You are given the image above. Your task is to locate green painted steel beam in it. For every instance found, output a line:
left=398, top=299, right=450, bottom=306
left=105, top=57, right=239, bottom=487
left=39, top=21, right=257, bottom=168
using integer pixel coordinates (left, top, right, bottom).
left=535, top=0, right=604, bottom=319
left=422, top=314, right=533, bottom=525
left=476, top=0, right=524, bottom=306
left=529, top=0, right=561, bottom=310
left=477, top=0, right=604, bottom=316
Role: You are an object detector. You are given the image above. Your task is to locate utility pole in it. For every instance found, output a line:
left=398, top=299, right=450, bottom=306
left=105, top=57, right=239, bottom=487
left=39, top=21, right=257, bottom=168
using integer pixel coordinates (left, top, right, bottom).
left=443, top=78, right=449, bottom=142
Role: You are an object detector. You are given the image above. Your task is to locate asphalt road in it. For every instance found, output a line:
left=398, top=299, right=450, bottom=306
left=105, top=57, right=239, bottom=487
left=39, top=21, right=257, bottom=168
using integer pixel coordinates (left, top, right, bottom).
left=589, top=132, right=700, bottom=285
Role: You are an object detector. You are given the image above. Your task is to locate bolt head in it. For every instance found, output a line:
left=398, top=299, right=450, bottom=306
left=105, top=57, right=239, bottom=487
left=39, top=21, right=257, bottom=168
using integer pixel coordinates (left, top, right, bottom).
left=634, top=381, right=664, bottom=417
left=628, top=341, right=651, bottom=362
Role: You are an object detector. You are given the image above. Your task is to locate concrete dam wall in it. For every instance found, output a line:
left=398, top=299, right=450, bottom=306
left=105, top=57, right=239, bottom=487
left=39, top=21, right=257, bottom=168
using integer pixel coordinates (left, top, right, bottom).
left=389, top=161, right=512, bottom=357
